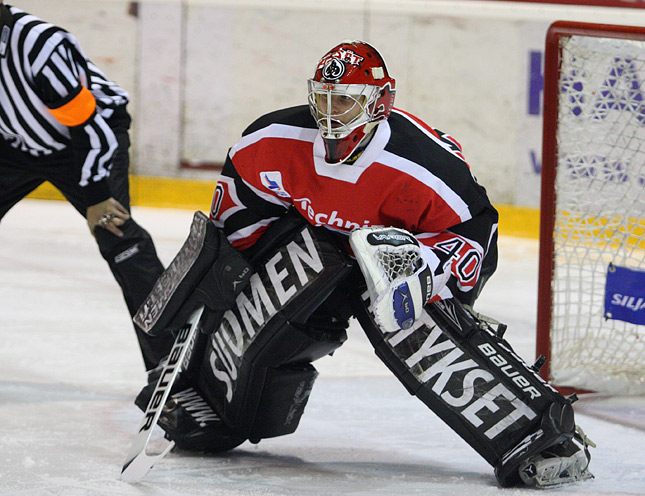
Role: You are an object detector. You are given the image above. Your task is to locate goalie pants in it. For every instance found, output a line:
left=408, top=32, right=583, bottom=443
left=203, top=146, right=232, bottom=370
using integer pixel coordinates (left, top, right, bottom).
left=0, top=123, right=174, bottom=370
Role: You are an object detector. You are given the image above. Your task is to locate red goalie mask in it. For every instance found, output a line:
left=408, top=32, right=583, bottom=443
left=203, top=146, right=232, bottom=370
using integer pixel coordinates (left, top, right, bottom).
left=307, top=40, right=396, bottom=164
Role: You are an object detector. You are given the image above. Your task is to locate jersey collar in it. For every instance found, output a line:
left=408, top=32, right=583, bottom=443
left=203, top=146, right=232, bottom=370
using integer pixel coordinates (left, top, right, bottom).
left=312, top=120, right=391, bottom=183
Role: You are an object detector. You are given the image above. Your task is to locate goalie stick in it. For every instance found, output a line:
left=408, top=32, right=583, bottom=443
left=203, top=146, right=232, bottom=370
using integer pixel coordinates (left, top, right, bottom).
left=121, top=305, right=204, bottom=483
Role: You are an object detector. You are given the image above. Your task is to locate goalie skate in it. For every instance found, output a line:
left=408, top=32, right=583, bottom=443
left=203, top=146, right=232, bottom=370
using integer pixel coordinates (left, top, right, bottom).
left=519, top=430, right=594, bottom=488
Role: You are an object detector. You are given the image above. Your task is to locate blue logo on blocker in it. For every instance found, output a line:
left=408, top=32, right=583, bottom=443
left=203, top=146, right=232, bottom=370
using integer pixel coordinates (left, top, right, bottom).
left=604, top=264, right=645, bottom=325
left=393, top=282, right=415, bottom=330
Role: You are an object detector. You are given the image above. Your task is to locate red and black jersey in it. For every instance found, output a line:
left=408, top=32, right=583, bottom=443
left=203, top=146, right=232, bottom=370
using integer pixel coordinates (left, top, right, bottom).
left=210, top=105, right=498, bottom=302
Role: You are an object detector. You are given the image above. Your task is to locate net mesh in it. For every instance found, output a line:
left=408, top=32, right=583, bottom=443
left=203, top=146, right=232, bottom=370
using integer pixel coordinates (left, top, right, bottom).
left=377, top=248, right=420, bottom=282
left=550, top=34, right=645, bottom=394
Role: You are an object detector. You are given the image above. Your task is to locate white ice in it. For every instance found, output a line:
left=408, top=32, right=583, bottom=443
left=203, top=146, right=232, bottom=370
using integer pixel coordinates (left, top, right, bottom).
left=1, top=199, right=644, bottom=496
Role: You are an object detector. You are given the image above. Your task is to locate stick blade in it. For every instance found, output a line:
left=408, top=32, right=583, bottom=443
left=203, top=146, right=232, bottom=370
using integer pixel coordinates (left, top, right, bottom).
left=121, top=441, right=175, bottom=482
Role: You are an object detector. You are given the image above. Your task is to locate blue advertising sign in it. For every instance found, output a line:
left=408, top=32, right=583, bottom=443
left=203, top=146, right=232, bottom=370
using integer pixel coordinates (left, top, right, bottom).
left=604, top=264, right=645, bottom=325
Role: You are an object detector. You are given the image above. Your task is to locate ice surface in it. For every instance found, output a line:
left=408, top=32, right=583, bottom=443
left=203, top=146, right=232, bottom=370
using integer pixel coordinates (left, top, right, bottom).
left=1, top=199, right=644, bottom=496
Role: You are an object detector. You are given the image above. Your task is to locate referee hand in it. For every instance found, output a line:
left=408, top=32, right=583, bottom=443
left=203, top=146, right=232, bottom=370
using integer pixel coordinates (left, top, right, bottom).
left=87, top=198, right=130, bottom=237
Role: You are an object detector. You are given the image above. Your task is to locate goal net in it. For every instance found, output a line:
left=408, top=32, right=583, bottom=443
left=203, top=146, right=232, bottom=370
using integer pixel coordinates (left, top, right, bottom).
left=537, top=21, right=645, bottom=395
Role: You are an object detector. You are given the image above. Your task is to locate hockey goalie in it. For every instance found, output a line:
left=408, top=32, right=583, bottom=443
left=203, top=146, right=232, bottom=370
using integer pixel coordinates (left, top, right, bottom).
left=124, top=40, right=594, bottom=488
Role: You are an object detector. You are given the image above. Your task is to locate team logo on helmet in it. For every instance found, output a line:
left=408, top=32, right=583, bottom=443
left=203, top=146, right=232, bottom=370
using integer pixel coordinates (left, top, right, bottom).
left=317, top=47, right=365, bottom=81
left=321, top=58, right=345, bottom=80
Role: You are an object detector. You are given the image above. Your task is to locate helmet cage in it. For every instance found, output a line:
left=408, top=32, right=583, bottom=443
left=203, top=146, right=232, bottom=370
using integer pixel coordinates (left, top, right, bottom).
left=307, top=80, right=382, bottom=140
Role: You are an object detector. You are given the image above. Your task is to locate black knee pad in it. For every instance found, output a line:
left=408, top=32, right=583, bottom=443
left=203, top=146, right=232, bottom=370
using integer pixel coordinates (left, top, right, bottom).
left=250, top=362, right=318, bottom=441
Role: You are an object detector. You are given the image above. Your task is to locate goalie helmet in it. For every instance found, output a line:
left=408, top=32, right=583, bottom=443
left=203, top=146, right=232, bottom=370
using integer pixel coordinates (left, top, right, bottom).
left=307, top=40, right=396, bottom=164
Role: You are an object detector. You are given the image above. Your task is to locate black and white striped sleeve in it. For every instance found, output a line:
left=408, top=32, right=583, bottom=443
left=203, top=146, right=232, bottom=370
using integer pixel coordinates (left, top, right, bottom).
left=32, top=38, right=118, bottom=205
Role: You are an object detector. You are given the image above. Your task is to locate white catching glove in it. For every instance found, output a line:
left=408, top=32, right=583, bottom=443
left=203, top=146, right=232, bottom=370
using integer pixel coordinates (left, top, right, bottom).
left=349, top=227, right=448, bottom=333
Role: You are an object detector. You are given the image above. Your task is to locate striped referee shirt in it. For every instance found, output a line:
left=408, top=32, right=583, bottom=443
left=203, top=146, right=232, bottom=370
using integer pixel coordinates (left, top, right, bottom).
left=0, top=4, right=129, bottom=204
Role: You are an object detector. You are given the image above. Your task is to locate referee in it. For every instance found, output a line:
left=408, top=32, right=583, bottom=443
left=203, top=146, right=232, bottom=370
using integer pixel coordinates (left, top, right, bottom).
left=0, top=2, right=173, bottom=370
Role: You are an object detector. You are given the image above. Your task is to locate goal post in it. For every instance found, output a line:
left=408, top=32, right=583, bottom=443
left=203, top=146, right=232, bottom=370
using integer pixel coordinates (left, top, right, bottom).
left=537, top=21, right=645, bottom=395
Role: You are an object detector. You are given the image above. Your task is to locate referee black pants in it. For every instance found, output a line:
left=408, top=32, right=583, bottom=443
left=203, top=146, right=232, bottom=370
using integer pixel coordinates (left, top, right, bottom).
left=0, top=134, right=174, bottom=370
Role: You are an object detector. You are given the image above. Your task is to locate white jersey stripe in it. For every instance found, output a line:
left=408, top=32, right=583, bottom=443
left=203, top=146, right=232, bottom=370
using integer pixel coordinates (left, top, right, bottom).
left=50, top=51, right=78, bottom=88
left=230, top=123, right=318, bottom=159
left=379, top=150, right=472, bottom=223
left=79, top=124, right=101, bottom=186
left=95, top=118, right=118, bottom=177
left=1, top=64, right=56, bottom=152
left=31, top=29, right=67, bottom=75
left=228, top=217, right=281, bottom=245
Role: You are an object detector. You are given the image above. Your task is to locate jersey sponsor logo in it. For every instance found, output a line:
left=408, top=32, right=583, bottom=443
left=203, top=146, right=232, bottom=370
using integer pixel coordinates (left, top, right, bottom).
left=384, top=311, right=538, bottom=441
left=295, top=197, right=373, bottom=231
left=260, top=171, right=290, bottom=198
left=207, top=227, right=324, bottom=402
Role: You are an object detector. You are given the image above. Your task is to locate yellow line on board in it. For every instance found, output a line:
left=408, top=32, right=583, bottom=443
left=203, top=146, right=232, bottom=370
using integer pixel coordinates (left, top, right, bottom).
left=26, top=175, right=218, bottom=212
left=26, top=176, right=542, bottom=239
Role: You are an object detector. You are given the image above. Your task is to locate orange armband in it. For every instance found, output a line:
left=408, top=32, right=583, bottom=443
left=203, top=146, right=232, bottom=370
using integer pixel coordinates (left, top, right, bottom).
left=48, top=86, right=96, bottom=127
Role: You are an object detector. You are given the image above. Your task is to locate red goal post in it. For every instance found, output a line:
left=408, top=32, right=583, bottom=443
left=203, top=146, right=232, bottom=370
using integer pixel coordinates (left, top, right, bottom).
left=537, top=21, right=645, bottom=395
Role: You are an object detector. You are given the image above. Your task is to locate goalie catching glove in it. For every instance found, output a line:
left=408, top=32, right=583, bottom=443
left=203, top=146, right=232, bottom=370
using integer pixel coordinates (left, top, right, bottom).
left=349, top=227, right=449, bottom=332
